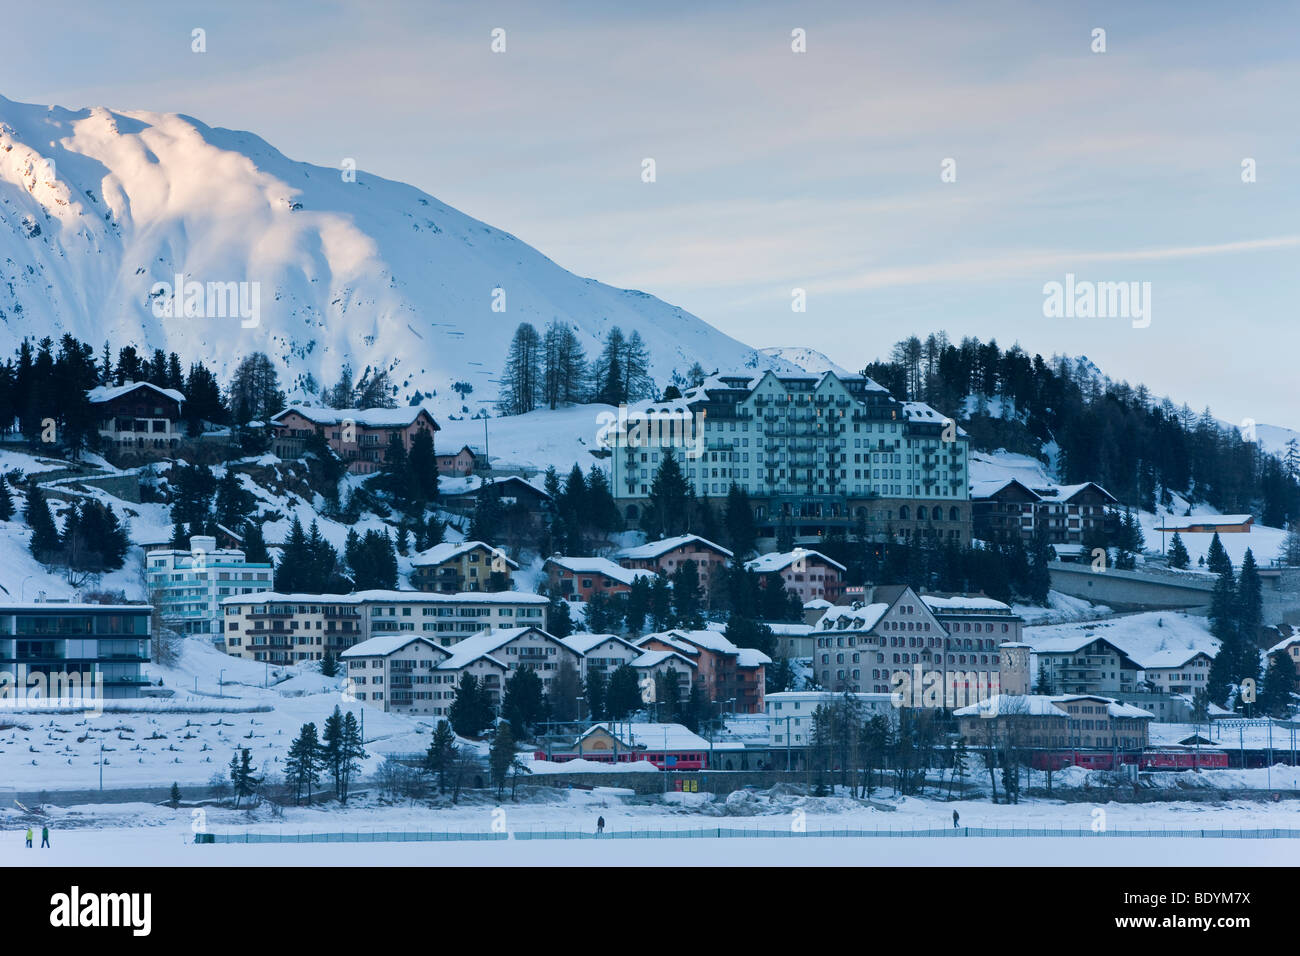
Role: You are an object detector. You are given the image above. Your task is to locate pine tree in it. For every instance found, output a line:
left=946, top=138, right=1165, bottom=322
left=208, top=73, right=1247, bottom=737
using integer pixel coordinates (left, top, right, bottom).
left=499, top=322, right=543, bottom=416
left=242, top=519, right=270, bottom=565
left=319, top=651, right=339, bottom=678
left=407, top=428, right=440, bottom=504
left=501, top=667, right=546, bottom=737
left=228, top=747, right=262, bottom=808
left=320, top=706, right=345, bottom=800
left=0, top=476, right=13, bottom=522
left=1167, top=532, right=1190, bottom=570
left=722, top=484, right=757, bottom=558
left=1279, top=523, right=1300, bottom=567
left=25, top=487, right=60, bottom=563
left=670, top=560, right=704, bottom=628
left=1258, top=650, right=1298, bottom=718
left=643, top=448, right=694, bottom=537
left=584, top=668, right=608, bottom=721
left=169, top=782, right=181, bottom=808
left=338, top=711, right=366, bottom=803
left=285, top=722, right=322, bottom=805
left=489, top=722, right=517, bottom=797
left=424, top=719, right=458, bottom=793
left=1206, top=533, right=1232, bottom=577
left=606, top=664, right=642, bottom=719
left=449, top=673, right=491, bottom=737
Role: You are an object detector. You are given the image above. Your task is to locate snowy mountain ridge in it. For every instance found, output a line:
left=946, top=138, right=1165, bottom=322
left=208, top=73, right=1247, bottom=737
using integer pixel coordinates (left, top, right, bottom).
left=0, top=95, right=789, bottom=418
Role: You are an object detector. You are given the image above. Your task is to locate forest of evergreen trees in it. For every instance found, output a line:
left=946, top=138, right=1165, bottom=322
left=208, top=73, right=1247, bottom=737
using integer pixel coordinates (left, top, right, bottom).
left=864, top=332, right=1300, bottom=527
left=497, top=321, right=655, bottom=415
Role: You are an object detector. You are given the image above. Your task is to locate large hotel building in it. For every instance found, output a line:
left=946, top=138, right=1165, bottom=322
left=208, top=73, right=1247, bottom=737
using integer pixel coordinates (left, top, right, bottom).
left=607, top=370, right=972, bottom=544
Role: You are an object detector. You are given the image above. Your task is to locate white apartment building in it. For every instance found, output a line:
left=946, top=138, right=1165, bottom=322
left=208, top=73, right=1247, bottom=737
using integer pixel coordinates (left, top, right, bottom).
left=220, top=589, right=549, bottom=665
left=607, top=370, right=971, bottom=544
left=146, top=535, right=273, bottom=637
left=764, top=691, right=897, bottom=749
left=342, top=635, right=450, bottom=716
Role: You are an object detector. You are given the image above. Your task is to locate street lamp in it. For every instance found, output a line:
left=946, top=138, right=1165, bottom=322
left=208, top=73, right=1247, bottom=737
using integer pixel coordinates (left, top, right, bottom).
left=20, top=575, right=36, bottom=602
left=218, top=669, right=226, bottom=698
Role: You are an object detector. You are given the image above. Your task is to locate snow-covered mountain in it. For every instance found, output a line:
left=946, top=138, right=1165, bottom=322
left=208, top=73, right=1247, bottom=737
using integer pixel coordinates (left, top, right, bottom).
left=759, top=346, right=852, bottom=378
left=0, top=95, right=783, bottom=416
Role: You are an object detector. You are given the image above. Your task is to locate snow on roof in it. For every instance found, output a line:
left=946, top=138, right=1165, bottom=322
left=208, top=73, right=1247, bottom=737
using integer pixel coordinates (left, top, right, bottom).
left=745, top=548, right=846, bottom=574
left=968, top=477, right=1039, bottom=500
left=921, top=595, right=1015, bottom=613
left=762, top=622, right=814, bottom=636
left=1033, top=481, right=1117, bottom=503
left=637, top=628, right=768, bottom=665
left=272, top=403, right=437, bottom=429
left=953, top=694, right=1154, bottom=719
left=220, top=589, right=548, bottom=606
left=816, top=602, right=890, bottom=631
left=580, top=722, right=709, bottom=752
left=631, top=649, right=697, bottom=670
left=87, top=381, right=185, bottom=405
left=545, top=555, right=655, bottom=585
left=803, top=598, right=833, bottom=609
left=615, top=534, right=733, bottom=560
left=411, top=540, right=518, bottom=569
left=1154, top=514, right=1254, bottom=531
left=1268, top=627, right=1300, bottom=654
left=438, top=626, right=553, bottom=670
left=953, top=694, right=1072, bottom=718
left=559, top=632, right=638, bottom=655
left=1025, top=611, right=1220, bottom=670
left=341, top=634, right=443, bottom=658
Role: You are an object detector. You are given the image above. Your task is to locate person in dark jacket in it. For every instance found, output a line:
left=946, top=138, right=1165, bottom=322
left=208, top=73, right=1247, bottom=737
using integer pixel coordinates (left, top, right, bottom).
left=596, top=816, right=605, bottom=835
left=952, top=811, right=960, bottom=829
left=40, top=825, right=50, bottom=848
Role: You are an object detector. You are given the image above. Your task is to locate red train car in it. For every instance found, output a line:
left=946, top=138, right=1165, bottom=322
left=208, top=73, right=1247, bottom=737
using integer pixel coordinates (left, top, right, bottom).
left=1030, top=749, right=1229, bottom=772
left=533, top=750, right=709, bottom=770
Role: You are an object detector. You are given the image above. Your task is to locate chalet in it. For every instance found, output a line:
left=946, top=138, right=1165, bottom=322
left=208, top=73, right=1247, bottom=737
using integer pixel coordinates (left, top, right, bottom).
left=745, top=548, right=845, bottom=603
left=614, top=534, right=733, bottom=601
left=269, top=405, right=439, bottom=475
left=1031, top=482, right=1119, bottom=545
left=410, top=541, right=517, bottom=593
left=88, top=382, right=185, bottom=462
left=969, top=478, right=1041, bottom=543
left=441, top=475, right=552, bottom=513
left=544, top=556, right=655, bottom=601
left=635, top=627, right=769, bottom=713
left=435, top=444, right=480, bottom=477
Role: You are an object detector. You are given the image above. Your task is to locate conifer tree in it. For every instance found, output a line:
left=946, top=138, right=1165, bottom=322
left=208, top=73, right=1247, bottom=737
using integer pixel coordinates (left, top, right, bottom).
left=0, top=476, right=13, bottom=522
left=606, top=664, right=642, bottom=719
left=25, top=487, right=60, bottom=563
left=424, top=719, right=458, bottom=793
left=285, top=722, right=322, bottom=805
left=1167, top=531, right=1190, bottom=570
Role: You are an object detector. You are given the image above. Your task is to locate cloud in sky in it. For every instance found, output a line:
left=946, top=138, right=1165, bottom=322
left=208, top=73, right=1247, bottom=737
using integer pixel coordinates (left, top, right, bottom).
left=3, top=0, right=1298, bottom=423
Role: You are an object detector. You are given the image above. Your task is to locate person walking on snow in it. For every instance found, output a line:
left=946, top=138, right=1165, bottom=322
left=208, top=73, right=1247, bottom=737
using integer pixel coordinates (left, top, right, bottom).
left=40, top=825, right=49, bottom=848
left=596, top=816, right=605, bottom=836
left=25, top=828, right=32, bottom=848
left=953, top=810, right=960, bottom=829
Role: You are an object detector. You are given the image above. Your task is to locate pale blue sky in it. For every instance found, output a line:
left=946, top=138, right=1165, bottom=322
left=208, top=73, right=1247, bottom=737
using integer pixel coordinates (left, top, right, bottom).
left=5, top=0, right=1298, bottom=425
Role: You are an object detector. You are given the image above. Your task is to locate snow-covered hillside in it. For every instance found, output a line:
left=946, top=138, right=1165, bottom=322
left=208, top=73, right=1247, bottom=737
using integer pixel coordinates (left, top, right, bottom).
left=757, top=347, right=852, bottom=378
left=0, top=95, right=785, bottom=417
